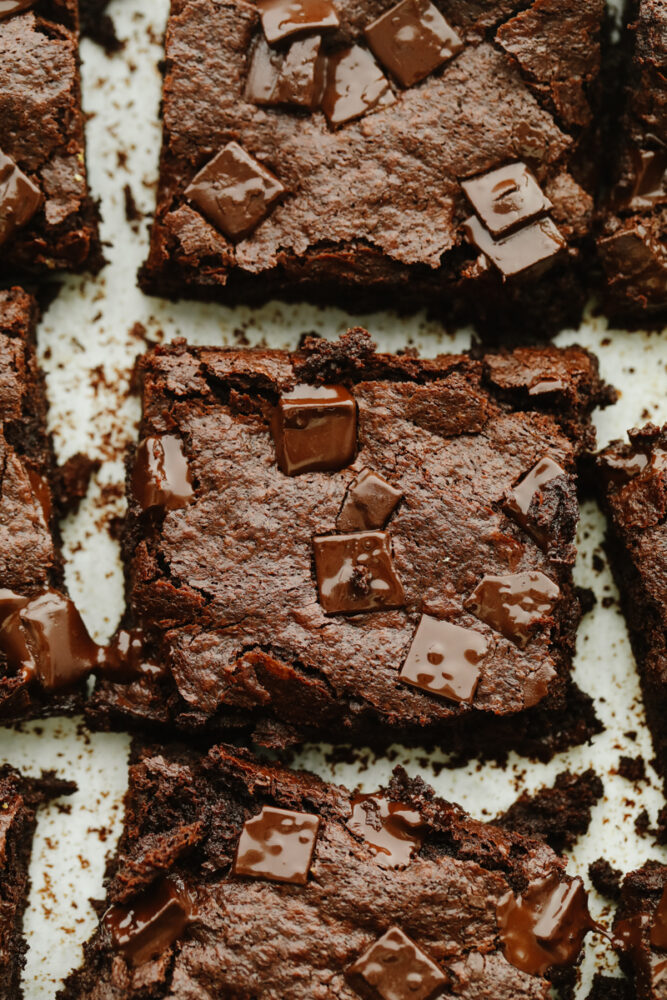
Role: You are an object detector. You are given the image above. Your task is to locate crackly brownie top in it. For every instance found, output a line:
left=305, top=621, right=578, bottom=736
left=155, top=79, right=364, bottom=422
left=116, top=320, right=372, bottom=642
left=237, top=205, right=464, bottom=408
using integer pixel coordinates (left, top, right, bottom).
left=598, top=423, right=667, bottom=633
left=153, top=0, right=600, bottom=278
left=120, top=330, right=610, bottom=732
left=61, top=745, right=597, bottom=999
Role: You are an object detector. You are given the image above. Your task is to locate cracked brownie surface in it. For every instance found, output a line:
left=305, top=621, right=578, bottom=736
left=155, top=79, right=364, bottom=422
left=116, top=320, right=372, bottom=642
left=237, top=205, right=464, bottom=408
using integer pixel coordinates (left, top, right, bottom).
left=89, top=329, right=613, bottom=758
left=141, top=0, right=604, bottom=339
left=59, top=744, right=598, bottom=1000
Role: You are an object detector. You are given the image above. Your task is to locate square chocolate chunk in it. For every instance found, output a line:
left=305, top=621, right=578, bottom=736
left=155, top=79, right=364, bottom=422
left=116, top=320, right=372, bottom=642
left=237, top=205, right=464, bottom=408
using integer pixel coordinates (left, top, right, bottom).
left=365, top=0, right=462, bottom=88
left=233, top=805, right=321, bottom=884
left=461, top=162, right=551, bottom=237
left=257, top=0, right=339, bottom=44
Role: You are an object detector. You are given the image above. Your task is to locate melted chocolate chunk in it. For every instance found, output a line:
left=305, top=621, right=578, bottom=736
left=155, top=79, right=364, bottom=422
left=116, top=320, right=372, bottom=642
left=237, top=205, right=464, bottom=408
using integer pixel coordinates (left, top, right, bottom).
left=466, top=571, right=560, bottom=647
left=132, top=435, right=194, bottom=512
left=0, top=589, right=29, bottom=622
left=246, top=35, right=323, bottom=109
left=320, top=45, right=395, bottom=127
left=599, top=449, right=649, bottom=482
left=628, top=148, right=667, bottom=210
left=0, top=589, right=101, bottom=690
left=503, top=457, right=566, bottom=549
left=99, top=628, right=168, bottom=683
left=0, top=150, right=42, bottom=248
left=463, top=214, right=565, bottom=277
left=497, top=875, right=594, bottom=976
left=271, top=383, right=357, bottom=476
left=347, top=925, right=447, bottom=1000
left=313, top=530, right=405, bottom=614
left=462, top=163, right=551, bottom=237
left=0, top=0, right=35, bottom=20
left=398, top=614, right=487, bottom=704
left=185, top=142, right=286, bottom=242
left=233, top=805, right=320, bottom=885
left=651, top=886, right=667, bottom=949
left=104, top=878, right=192, bottom=967
left=347, top=793, right=425, bottom=868
left=26, top=469, right=53, bottom=525
left=256, top=0, right=339, bottom=44
left=337, top=468, right=402, bottom=531
left=364, top=0, right=462, bottom=88
left=527, top=377, right=566, bottom=396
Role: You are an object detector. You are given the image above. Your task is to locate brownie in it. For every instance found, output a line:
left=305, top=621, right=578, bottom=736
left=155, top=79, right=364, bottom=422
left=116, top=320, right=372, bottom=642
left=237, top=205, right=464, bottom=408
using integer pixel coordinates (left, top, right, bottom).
left=0, top=288, right=106, bottom=722
left=596, top=425, right=667, bottom=811
left=0, top=0, right=102, bottom=275
left=0, top=764, right=75, bottom=1000
left=59, top=743, right=602, bottom=999
left=88, top=329, right=614, bottom=761
left=596, top=0, right=666, bottom=325
left=612, top=861, right=667, bottom=1000
left=140, top=0, right=604, bottom=339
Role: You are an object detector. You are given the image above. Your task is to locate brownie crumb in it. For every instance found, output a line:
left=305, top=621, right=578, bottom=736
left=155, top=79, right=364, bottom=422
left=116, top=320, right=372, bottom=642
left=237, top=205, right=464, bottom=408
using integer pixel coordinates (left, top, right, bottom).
left=585, top=973, right=633, bottom=1000
left=635, top=808, right=651, bottom=837
left=576, top=585, right=597, bottom=615
left=588, top=858, right=623, bottom=901
left=79, top=0, right=124, bottom=54
left=496, top=768, right=603, bottom=854
left=617, top=755, right=647, bottom=783
left=55, top=453, right=101, bottom=517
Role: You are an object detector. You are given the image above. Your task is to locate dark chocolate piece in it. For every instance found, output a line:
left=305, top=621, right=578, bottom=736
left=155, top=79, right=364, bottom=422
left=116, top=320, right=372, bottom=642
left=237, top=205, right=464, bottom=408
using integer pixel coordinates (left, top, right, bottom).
left=347, top=925, right=447, bottom=1000
left=461, top=162, right=551, bottom=237
left=346, top=793, right=425, bottom=868
left=246, top=35, right=323, bottom=109
left=463, top=214, right=566, bottom=277
left=0, top=149, right=42, bottom=248
left=0, top=0, right=35, bottom=18
left=466, top=571, right=560, bottom=647
left=320, top=45, right=395, bottom=127
left=626, top=148, right=667, bottom=210
left=336, top=468, right=402, bottom=531
left=497, top=875, right=594, bottom=976
left=313, top=530, right=405, bottom=613
left=256, top=0, right=339, bottom=44
left=100, top=628, right=168, bottom=683
left=185, top=142, right=286, bottom=242
left=364, top=0, right=462, bottom=88
left=271, top=383, right=357, bottom=475
left=398, top=614, right=487, bottom=704
left=503, top=457, right=566, bottom=549
left=233, top=804, right=320, bottom=884
left=651, top=887, right=667, bottom=949
left=103, top=878, right=192, bottom=967
left=131, top=435, right=194, bottom=512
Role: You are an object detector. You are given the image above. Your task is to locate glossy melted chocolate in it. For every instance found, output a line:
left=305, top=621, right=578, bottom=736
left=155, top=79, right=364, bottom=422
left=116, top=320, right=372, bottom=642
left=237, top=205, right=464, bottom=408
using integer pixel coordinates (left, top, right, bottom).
left=256, top=0, right=339, bottom=44
left=233, top=805, right=321, bottom=885
left=466, top=571, right=560, bottom=647
left=0, top=149, right=42, bottom=247
left=462, top=163, right=551, bottom=237
left=104, top=878, right=193, bottom=967
left=399, top=614, right=487, bottom=704
left=347, top=925, right=447, bottom=1000
left=364, top=0, right=462, bottom=88
left=313, top=530, right=405, bottom=613
left=271, top=383, right=357, bottom=476
left=347, top=793, right=426, bottom=868
left=132, top=435, right=194, bottom=512
left=336, top=467, right=402, bottom=531
left=503, top=456, right=566, bottom=549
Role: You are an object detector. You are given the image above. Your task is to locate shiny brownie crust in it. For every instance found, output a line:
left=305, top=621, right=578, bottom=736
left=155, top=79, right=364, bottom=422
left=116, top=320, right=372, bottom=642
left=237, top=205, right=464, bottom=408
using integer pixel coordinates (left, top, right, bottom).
left=140, top=0, right=604, bottom=339
left=88, top=329, right=614, bottom=759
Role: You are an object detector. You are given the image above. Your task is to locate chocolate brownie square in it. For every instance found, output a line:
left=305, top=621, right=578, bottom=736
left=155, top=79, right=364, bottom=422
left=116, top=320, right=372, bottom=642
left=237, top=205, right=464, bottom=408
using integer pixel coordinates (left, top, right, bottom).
left=0, top=1, right=102, bottom=275
left=0, top=765, right=75, bottom=1000
left=140, top=0, right=604, bottom=339
left=88, top=329, right=614, bottom=760
left=0, top=288, right=105, bottom=722
left=612, top=862, right=667, bottom=1000
left=59, top=744, right=602, bottom=999
left=596, top=425, right=667, bottom=804
left=596, top=0, right=666, bottom=325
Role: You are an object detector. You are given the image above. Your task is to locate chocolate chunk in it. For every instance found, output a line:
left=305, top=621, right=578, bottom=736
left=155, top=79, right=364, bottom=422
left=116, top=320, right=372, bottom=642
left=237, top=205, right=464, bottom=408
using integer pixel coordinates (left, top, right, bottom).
left=185, top=142, right=286, bottom=242
left=398, top=614, right=487, bottom=704
left=651, top=886, right=667, bottom=948
left=103, top=878, right=191, bottom=967
left=0, top=589, right=102, bottom=690
left=347, top=793, right=425, bottom=868
left=256, top=0, right=339, bottom=44
left=466, top=571, right=560, bottom=647
left=245, top=35, right=323, bottom=109
left=364, top=0, right=462, bottom=88
left=100, top=628, right=168, bottom=683
left=599, top=449, right=649, bottom=482
left=337, top=468, right=402, bottom=531
left=497, top=875, right=594, bottom=976
left=503, top=457, right=566, bottom=549
left=26, top=469, right=52, bottom=525
left=627, top=148, right=667, bottom=210
left=271, top=383, right=357, bottom=476
left=233, top=805, right=320, bottom=885
left=320, top=45, right=395, bottom=128
left=462, top=163, right=551, bottom=237
left=0, top=1, right=35, bottom=21
left=132, top=435, right=194, bottom=512
left=313, top=530, right=405, bottom=614
left=0, top=589, right=29, bottom=622
left=347, top=925, right=447, bottom=1000
left=463, top=214, right=565, bottom=277
left=527, top=377, right=566, bottom=396
left=0, top=150, right=42, bottom=248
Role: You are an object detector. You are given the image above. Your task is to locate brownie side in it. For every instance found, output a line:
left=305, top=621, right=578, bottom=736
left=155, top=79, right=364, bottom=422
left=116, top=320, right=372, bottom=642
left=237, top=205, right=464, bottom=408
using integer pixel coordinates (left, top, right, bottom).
left=612, top=862, right=667, bottom=1000
left=88, top=330, right=613, bottom=760
left=0, top=4, right=102, bottom=275
left=0, top=765, right=76, bottom=1000
left=140, top=0, right=603, bottom=340
left=59, top=743, right=598, bottom=999
left=596, top=0, right=667, bottom=325
left=596, top=424, right=667, bottom=819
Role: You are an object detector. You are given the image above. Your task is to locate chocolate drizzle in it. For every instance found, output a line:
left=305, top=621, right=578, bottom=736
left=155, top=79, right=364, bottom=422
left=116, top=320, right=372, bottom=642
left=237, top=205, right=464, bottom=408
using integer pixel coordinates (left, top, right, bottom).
left=271, top=384, right=357, bottom=475
left=132, top=435, right=194, bottom=512
left=399, top=614, right=487, bottom=703
left=313, top=530, right=405, bottom=613
left=347, top=926, right=447, bottom=1000
left=233, top=805, right=321, bottom=885
left=104, top=877, right=193, bottom=967
left=466, top=571, right=560, bottom=647
left=347, top=793, right=426, bottom=868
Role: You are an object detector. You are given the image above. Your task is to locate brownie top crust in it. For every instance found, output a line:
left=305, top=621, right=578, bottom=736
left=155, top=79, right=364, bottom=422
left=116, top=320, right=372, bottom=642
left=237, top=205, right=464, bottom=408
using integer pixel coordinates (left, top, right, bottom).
left=59, top=745, right=599, bottom=999
left=99, top=330, right=613, bottom=743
